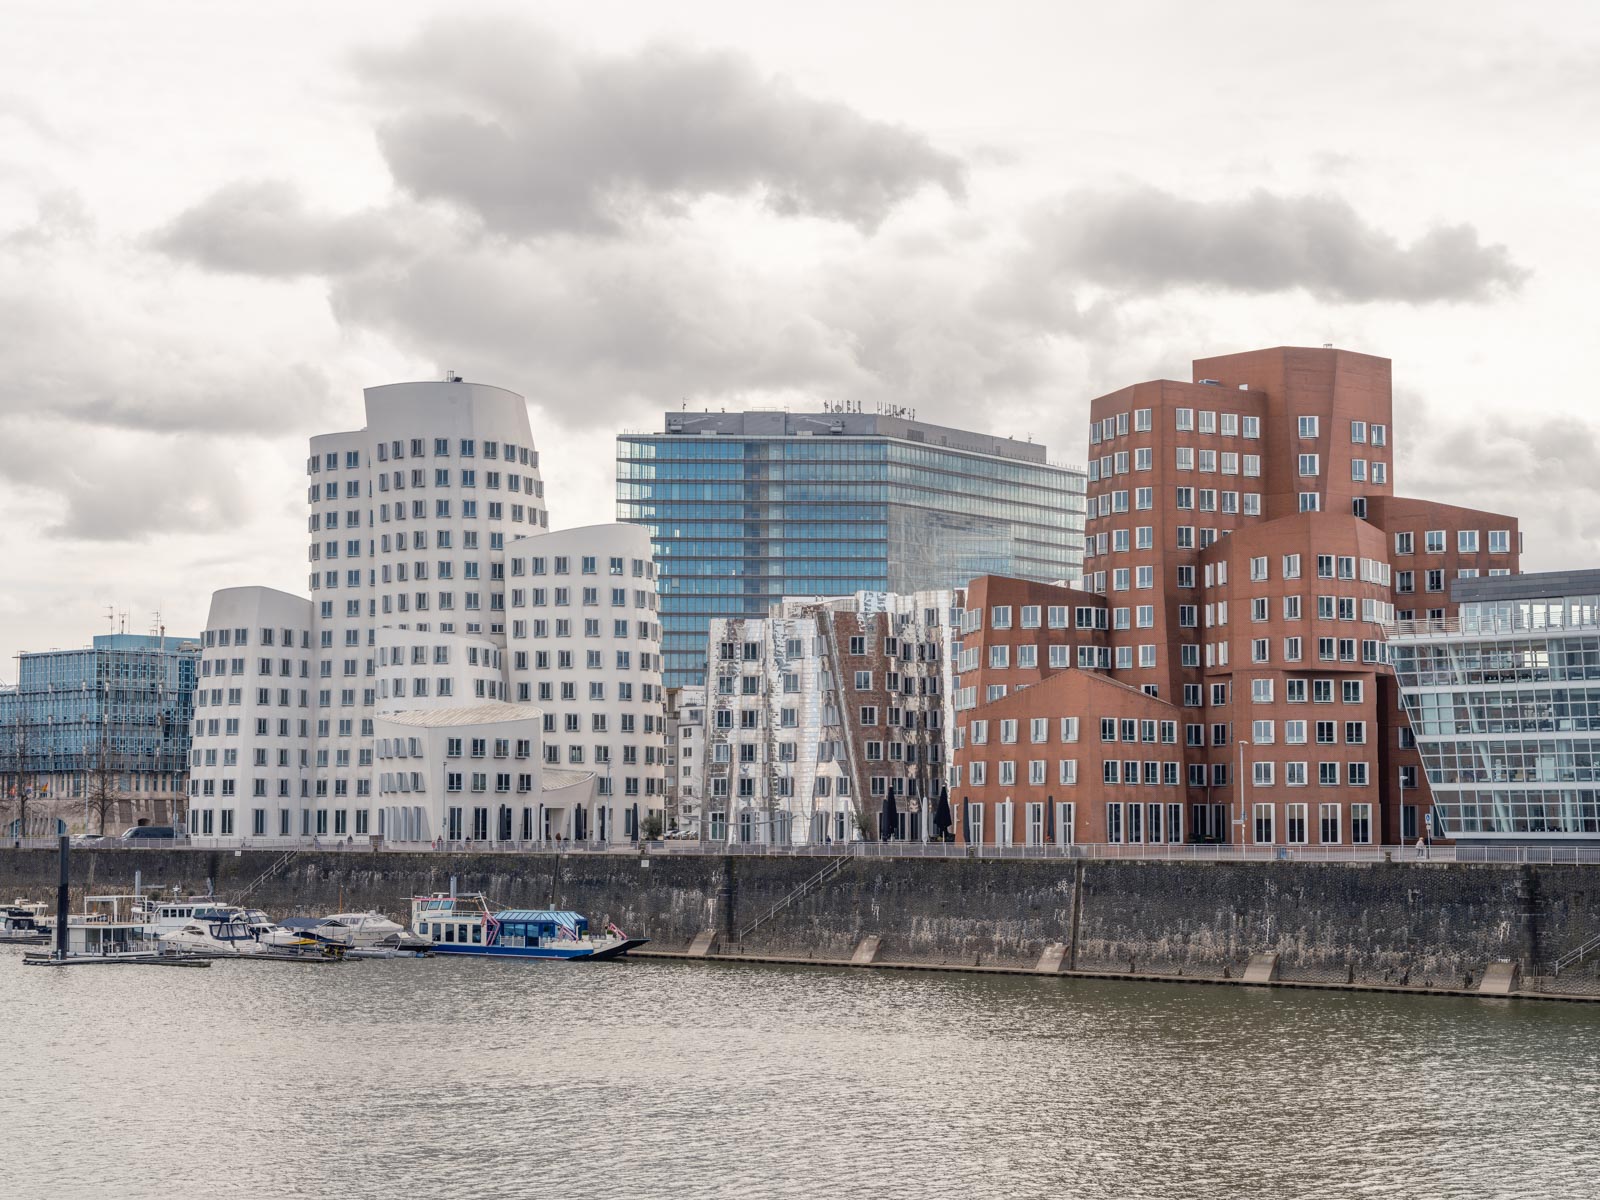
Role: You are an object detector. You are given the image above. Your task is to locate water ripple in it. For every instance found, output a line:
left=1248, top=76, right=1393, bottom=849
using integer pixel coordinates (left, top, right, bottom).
left=1, top=948, right=1595, bottom=1199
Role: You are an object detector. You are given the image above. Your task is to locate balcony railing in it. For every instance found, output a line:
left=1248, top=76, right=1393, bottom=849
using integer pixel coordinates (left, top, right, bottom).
left=1388, top=613, right=1600, bottom=639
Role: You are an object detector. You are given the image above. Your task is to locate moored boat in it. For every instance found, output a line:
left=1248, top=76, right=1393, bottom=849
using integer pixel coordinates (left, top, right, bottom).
left=157, top=908, right=332, bottom=960
left=282, top=912, right=433, bottom=957
left=411, top=893, right=646, bottom=961
left=1, top=900, right=50, bottom=945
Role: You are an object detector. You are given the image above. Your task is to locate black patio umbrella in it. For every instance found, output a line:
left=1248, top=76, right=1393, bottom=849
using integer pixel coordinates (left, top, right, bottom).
left=880, top=792, right=898, bottom=841
left=1045, top=796, right=1056, bottom=843
left=933, top=788, right=953, bottom=842
left=632, top=803, right=640, bottom=841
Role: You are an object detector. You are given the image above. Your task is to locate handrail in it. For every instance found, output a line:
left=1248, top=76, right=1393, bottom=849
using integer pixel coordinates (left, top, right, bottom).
left=738, top=855, right=852, bottom=940
left=1552, top=931, right=1600, bottom=977
left=233, top=848, right=300, bottom=903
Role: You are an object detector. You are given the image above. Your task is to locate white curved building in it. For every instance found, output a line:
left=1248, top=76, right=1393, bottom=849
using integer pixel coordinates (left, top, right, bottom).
left=191, top=586, right=314, bottom=837
left=188, top=377, right=661, bottom=846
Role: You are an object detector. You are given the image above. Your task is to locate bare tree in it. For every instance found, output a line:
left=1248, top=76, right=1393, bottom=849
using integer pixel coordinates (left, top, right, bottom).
left=4, top=706, right=32, bottom=840
left=83, top=715, right=127, bottom=836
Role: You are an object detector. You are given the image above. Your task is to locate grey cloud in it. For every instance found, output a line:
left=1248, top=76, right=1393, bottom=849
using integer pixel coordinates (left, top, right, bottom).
left=328, top=237, right=871, bottom=428
left=1397, top=402, right=1600, bottom=567
left=0, top=222, right=339, bottom=437
left=0, top=416, right=254, bottom=542
left=154, top=180, right=414, bottom=277
left=2, top=189, right=93, bottom=248
left=353, top=19, right=965, bottom=234
left=1021, top=186, right=1528, bottom=303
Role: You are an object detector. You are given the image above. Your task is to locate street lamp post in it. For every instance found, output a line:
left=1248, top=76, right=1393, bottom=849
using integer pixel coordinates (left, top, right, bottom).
left=1235, top=738, right=1252, bottom=845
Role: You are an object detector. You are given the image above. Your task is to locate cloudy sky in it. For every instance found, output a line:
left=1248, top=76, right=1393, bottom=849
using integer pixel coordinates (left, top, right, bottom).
left=2, top=1, right=1596, bottom=669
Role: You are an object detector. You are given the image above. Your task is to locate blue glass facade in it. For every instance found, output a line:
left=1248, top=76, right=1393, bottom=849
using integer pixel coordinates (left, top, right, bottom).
left=618, top=412, right=1085, bottom=687
left=1, top=634, right=198, bottom=798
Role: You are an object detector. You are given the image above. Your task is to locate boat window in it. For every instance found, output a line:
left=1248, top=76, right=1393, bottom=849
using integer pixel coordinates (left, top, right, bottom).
left=444, top=925, right=455, bottom=942
left=471, top=926, right=482, bottom=944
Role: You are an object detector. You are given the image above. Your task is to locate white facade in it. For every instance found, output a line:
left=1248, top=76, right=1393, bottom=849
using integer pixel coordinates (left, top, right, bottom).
left=189, top=378, right=663, bottom=845
left=189, top=586, right=314, bottom=837
left=501, top=523, right=667, bottom=841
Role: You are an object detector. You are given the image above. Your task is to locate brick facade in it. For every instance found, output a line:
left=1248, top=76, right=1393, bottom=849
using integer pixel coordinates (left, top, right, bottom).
left=952, top=346, right=1520, bottom=847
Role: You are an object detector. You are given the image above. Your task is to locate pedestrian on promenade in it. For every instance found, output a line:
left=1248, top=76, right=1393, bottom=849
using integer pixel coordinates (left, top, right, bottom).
left=1416, top=837, right=1427, bottom=860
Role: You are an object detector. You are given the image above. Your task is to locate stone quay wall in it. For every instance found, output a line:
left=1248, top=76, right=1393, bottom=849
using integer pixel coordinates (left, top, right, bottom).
left=3, top=848, right=1597, bottom=995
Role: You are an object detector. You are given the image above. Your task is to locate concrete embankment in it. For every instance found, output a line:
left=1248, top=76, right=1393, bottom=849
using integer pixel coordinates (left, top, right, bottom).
left=3, top=848, right=1597, bottom=1000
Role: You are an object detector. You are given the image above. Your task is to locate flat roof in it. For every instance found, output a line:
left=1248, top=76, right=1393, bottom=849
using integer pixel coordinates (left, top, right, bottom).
left=633, top=410, right=1057, bottom=466
left=1452, top=569, right=1600, bottom=604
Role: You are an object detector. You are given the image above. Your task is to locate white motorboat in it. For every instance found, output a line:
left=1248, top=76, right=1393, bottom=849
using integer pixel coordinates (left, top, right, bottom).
left=1, top=899, right=50, bottom=945
left=157, top=908, right=328, bottom=959
left=289, top=912, right=433, bottom=956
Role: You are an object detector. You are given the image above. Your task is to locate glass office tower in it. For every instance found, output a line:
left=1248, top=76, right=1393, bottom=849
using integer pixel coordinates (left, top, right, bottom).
left=618, top=411, right=1085, bottom=687
left=1, top=633, right=199, bottom=824
left=1389, top=570, right=1600, bottom=839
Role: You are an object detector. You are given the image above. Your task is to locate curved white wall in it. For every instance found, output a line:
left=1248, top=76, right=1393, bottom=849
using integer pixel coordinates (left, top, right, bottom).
left=503, top=522, right=666, bottom=840
left=195, top=378, right=662, bottom=846
left=189, top=586, right=314, bottom=838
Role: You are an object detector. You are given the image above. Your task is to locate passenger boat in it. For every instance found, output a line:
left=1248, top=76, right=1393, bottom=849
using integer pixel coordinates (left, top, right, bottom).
left=1, top=900, right=50, bottom=945
left=282, top=912, right=433, bottom=957
left=411, top=893, right=646, bottom=961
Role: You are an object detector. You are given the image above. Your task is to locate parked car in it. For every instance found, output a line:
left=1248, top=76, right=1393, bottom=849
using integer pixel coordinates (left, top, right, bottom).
left=120, top=825, right=180, bottom=842
left=69, top=833, right=113, bottom=848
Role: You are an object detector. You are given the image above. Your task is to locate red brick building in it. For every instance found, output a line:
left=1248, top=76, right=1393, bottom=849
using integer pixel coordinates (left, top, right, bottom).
left=952, top=346, right=1519, bottom=847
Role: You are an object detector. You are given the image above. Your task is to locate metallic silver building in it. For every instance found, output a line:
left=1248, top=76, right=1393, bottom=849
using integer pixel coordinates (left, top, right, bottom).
left=1389, top=569, right=1600, bottom=839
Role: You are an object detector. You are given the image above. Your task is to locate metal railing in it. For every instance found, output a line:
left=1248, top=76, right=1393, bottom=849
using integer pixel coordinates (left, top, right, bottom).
left=739, top=855, right=852, bottom=940
left=11, top=835, right=1600, bottom=866
left=1551, top=931, right=1600, bottom=976
left=1388, top=612, right=1600, bottom=639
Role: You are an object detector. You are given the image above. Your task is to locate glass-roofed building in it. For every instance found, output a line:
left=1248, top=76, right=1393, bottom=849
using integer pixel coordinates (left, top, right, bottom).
left=1388, top=569, right=1600, bottom=840
left=618, top=409, right=1085, bottom=688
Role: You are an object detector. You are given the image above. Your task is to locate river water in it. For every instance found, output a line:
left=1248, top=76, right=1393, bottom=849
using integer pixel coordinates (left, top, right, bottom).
left=2, top=948, right=1595, bottom=1200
